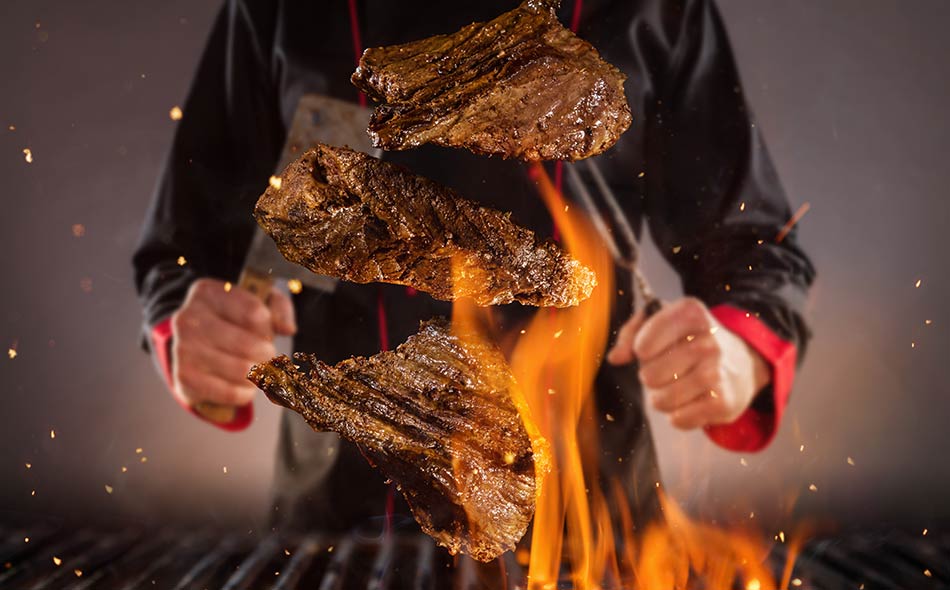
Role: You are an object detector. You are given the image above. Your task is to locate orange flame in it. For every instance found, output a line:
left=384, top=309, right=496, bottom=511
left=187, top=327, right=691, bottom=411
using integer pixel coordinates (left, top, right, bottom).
left=450, top=163, right=802, bottom=588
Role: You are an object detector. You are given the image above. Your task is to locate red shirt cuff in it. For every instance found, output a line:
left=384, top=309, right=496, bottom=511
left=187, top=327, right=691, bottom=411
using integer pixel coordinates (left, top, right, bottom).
left=150, top=317, right=253, bottom=432
left=703, top=304, right=797, bottom=452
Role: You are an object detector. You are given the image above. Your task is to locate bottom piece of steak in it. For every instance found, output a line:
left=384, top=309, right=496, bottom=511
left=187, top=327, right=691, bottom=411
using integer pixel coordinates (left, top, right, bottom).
left=247, top=319, right=549, bottom=562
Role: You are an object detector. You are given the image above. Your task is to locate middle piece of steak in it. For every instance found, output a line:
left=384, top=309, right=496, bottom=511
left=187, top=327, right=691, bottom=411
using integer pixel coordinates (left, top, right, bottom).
left=255, top=144, right=596, bottom=307
left=351, top=0, right=632, bottom=161
left=248, top=318, right=551, bottom=562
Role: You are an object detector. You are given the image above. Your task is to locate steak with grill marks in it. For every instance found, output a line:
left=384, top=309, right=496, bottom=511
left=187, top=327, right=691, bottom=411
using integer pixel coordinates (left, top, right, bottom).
left=254, top=144, right=596, bottom=307
left=351, top=0, right=631, bottom=161
left=248, top=318, right=550, bottom=562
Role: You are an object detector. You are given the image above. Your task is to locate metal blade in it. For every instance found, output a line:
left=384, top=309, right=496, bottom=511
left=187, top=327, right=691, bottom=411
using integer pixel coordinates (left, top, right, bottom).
left=242, top=94, right=382, bottom=292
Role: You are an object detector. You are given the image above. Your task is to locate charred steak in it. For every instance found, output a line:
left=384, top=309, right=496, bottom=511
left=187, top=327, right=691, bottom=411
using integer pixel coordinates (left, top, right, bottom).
left=255, top=144, right=596, bottom=307
left=248, top=319, right=550, bottom=562
left=351, top=0, right=631, bottom=161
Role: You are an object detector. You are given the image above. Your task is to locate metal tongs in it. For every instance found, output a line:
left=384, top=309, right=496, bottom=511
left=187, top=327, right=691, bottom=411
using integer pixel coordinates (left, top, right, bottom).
left=565, top=160, right=661, bottom=317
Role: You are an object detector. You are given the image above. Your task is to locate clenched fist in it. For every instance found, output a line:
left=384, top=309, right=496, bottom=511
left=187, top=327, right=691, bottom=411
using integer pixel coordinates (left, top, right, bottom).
left=170, top=278, right=297, bottom=413
left=607, top=297, right=770, bottom=430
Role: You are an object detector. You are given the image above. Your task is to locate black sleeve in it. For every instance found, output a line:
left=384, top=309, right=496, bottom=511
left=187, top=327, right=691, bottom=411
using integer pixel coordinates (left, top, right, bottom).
left=641, top=0, right=815, bottom=353
left=132, top=0, right=284, bottom=349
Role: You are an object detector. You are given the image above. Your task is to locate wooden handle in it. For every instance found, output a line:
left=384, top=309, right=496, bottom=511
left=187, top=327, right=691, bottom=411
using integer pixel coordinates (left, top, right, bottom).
left=192, top=268, right=274, bottom=425
left=237, top=267, right=274, bottom=302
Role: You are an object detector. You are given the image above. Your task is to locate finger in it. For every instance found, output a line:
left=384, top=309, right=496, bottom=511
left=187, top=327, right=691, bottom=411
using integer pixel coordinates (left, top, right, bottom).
left=638, top=333, right=718, bottom=389
left=177, top=341, right=263, bottom=386
left=649, top=359, right=719, bottom=413
left=669, top=394, right=722, bottom=431
left=606, top=310, right=646, bottom=365
left=191, top=280, right=273, bottom=339
left=175, top=365, right=257, bottom=407
left=633, top=298, right=712, bottom=363
left=174, top=310, right=276, bottom=363
left=268, top=288, right=298, bottom=336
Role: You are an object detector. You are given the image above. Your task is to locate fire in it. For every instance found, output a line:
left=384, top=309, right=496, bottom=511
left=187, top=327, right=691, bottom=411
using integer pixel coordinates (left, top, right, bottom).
left=449, top=163, right=798, bottom=588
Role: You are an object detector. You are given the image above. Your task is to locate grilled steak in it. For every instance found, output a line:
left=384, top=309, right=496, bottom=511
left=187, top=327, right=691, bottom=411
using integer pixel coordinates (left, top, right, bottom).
left=351, top=0, right=631, bottom=161
left=255, top=144, right=596, bottom=307
left=248, top=319, right=550, bottom=562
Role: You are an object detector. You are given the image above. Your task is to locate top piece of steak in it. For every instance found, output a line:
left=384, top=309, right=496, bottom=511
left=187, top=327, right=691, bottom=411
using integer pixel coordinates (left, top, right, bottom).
left=254, top=144, right=596, bottom=307
left=351, top=0, right=631, bottom=161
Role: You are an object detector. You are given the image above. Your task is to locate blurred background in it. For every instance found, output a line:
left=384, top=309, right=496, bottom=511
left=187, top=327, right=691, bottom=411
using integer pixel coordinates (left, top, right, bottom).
left=1, top=0, right=947, bottom=537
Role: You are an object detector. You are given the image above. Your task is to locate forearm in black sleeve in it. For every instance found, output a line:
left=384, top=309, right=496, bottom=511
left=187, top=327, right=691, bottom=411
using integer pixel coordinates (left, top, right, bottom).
left=641, top=0, right=815, bottom=354
left=132, top=0, right=284, bottom=350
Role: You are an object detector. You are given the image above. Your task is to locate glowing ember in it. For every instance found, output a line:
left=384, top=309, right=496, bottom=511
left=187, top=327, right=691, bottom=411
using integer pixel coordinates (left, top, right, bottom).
left=791, top=578, right=803, bottom=587
left=924, top=569, right=932, bottom=577
left=808, top=484, right=818, bottom=492
left=915, top=279, right=922, bottom=288
left=740, top=202, right=746, bottom=212
left=104, top=485, right=113, bottom=494
left=800, top=444, right=805, bottom=452
left=224, top=282, right=232, bottom=292
left=24, top=537, right=29, bottom=543
left=7, top=348, right=16, bottom=360
left=52, top=556, right=62, bottom=566
left=847, top=456, right=855, bottom=466
left=778, top=531, right=785, bottom=543
left=746, top=579, right=761, bottom=590
left=140, top=456, right=148, bottom=463
left=177, top=256, right=187, bottom=266
left=269, top=175, right=283, bottom=190
left=740, top=457, right=748, bottom=466
left=223, top=466, right=228, bottom=474
left=74, top=569, right=83, bottom=577
left=71, top=223, right=85, bottom=237
left=135, top=447, right=143, bottom=454
left=169, top=106, right=183, bottom=121
left=121, top=466, right=127, bottom=473
left=775, top=202, right=811, bottom=243
left=923, top=528, right=928, bottom=536
left=50, top=429, right=55, bottom=439
left=23, top=148, right=33, bottom=163
left=287, top=279, right=303, bottom=294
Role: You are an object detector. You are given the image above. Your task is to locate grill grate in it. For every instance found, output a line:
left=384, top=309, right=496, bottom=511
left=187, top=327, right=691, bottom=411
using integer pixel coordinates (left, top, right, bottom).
left=1, top=525, right=947, bottom=589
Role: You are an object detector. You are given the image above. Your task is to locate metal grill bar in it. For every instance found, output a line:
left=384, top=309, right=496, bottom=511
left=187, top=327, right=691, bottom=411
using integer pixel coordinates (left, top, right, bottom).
left=367, top=535, right=395, bottom=590
left=118, top=531, right=211, bottom=590
left=173, top=536, right=241, bottom=590
left=273, top=535, right=322, bottom=590
left=0, top=527, right=947, bottom=589
left=221, top=533, right=281, bottom=590
left=413, top=534, right=435, bottom=590
left=317, top=535, right=356, bottom=590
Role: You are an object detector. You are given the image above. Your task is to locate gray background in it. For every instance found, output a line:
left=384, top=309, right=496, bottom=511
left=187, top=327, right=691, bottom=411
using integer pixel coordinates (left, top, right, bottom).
left=1, top=1, right=947, bottom=533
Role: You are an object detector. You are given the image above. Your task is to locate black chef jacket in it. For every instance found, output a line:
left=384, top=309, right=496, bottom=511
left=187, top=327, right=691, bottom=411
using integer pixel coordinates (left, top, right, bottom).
left=133, top=0, right=814, bottom=536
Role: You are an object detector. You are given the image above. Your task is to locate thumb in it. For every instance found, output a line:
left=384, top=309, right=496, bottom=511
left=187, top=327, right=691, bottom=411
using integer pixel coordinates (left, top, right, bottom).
left=606, top=309, right=646, bottom=366
left=268, top=287, right=298, bottom=336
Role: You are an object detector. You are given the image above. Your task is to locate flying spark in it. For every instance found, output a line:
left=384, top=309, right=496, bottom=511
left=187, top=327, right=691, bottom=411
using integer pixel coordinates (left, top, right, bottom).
left=50, top=429, right=55, bottom=439
left=74, top=569, right=83, bottom=577
left=809, top=483, right=818, bottom=492
left=739, top=202, right=746, bottom=212
left=224, top=282, right=232, bottom=292
left=25, top=463, right=31, bottom=469
left=553, top=330, right=563, bottom=339
left=269, top=175, right=283, bottom=190
left=104, top=485, right=113, bottom=494
left=791, top=579, right=802, bottom=587
left=775, top=201, right=811, bottom=243
left=52, top=557, right=62, bottom=566
left=135, top=448, right=143, bottom=454
left=287, top=279, right=302, bottom=294
left=847, top=456, right=855, bottom=466
left=177, top=256, right=187, bottom=266
left=7, top=348, right=16, bottom=359
left=169, top=106, right=183, bottom=121
left=915, top=279, right=922, bottom=288
left=23, top=148, right=33, bottom=163
left=223, top=466, right=228, bottom=474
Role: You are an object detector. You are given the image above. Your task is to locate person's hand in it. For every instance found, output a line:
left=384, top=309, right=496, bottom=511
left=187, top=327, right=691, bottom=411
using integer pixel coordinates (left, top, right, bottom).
left=606, top=297, right=770, bottom=430
left=170, top=278, right=297, bottom=413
